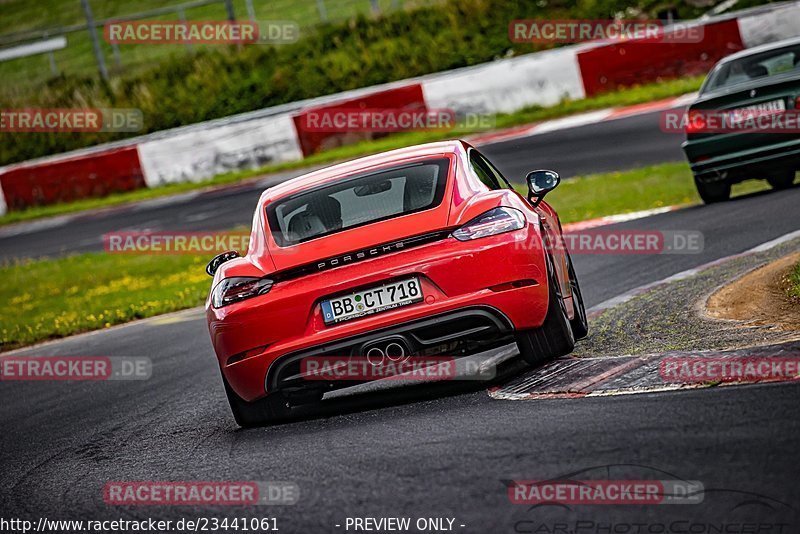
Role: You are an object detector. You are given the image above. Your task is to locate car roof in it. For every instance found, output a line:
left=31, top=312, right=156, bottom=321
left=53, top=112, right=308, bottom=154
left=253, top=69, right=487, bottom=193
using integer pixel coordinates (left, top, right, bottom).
left=717, top=36, right=800, bottom=65
left=261, top=140, right=469, bottom=202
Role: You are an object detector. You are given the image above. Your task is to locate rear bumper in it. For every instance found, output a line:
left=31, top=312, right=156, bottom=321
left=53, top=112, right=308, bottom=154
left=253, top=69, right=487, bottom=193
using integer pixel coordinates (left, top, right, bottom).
left=207, top=228, right=549, bottom=401
left=268, top=306, right=514, bottom=394
left=683, top=136, right=800, bottom=182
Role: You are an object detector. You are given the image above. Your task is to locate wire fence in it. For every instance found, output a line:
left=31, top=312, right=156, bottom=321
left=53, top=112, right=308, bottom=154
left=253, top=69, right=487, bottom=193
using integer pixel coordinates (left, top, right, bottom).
left=0, top=0, right=438, bottom=89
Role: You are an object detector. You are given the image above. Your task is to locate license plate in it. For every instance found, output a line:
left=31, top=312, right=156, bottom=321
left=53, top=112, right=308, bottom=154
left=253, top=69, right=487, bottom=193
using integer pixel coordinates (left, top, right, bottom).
left=321, top=277, right=423, bottom=325
left=729, top=99, right=786, bottom=123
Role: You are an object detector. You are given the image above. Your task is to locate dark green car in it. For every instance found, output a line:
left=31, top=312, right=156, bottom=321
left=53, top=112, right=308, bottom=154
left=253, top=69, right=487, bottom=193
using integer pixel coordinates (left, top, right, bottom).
left=682, top=37, right=800, bottom=203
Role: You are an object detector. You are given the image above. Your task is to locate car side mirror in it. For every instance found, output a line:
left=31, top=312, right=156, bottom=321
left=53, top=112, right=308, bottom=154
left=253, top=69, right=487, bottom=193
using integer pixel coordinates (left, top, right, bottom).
left=206, top=250, right=240, bottom=277
left=526, top=169, right=560, bottom=207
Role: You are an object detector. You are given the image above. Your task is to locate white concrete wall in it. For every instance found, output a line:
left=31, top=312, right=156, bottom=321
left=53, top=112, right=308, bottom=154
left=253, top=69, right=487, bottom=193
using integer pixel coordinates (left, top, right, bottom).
left=422, top=47, right=586, bottom=116
left=138, top=113, right=303, bottom=187
left=738, top=1, right=800, bottom=47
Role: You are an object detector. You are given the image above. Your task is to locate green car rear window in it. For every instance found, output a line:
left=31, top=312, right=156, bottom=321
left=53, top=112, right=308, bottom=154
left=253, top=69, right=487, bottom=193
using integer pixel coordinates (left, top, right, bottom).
left=704, top=44, right=800, bottom=93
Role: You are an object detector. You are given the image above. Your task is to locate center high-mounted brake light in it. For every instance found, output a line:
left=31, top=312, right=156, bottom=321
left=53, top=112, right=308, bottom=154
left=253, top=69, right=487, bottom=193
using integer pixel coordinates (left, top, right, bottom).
left=451, top=207, right=526, bottom=241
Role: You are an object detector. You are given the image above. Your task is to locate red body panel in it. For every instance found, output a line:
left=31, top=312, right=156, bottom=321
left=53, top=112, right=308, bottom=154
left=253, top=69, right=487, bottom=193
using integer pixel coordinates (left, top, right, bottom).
left=206, top=140, right=571, bottom=402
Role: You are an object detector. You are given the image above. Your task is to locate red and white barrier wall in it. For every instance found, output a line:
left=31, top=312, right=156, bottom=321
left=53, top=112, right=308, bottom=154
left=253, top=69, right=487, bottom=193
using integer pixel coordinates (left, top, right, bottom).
left=1, top=1, right=798, bottom=216
left=0, top=146, right=144, bottom=213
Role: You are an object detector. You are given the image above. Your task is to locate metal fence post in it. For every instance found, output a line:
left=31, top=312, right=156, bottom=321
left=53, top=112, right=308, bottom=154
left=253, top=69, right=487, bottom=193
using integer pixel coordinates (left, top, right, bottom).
left=81, top=0, right=108, bottom=81
left=48, top=50, right=59, bottom=76
left=223, top=0, right=236, bottom=21
left=178, top=8, right=193, bottom=51
left=111, top=42, right=122, bottom=68
left=42, top=30, right=59, bottom=76
left=316, top=0, right=328, bottom=22
left=245, top=0, right=256, bottom=22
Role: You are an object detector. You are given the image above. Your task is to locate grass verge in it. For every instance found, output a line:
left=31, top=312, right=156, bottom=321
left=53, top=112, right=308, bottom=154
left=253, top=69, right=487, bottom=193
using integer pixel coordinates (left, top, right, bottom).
left=0, top=254, right=209, bottom=351
left=517, top=161, right=768, bottom=224
left=787, top=261, right=800, bottom=301
left=0, top=76, right=704, bottom=227
left=1, top=160, right=774, bottom=351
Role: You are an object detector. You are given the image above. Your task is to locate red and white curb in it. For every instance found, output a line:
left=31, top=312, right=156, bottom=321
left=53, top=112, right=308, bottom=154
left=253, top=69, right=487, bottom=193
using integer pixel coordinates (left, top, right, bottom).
left=469, top=93, right=697, bottom=147
left=561, top=206, right=682, bottom=233
left=489, top=340, right=800, bottom=401
left=489, top=228, right=800, bottom=401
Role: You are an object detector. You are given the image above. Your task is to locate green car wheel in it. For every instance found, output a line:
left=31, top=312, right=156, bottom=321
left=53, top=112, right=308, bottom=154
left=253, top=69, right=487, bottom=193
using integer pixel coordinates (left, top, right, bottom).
left=694, top=177, right=731, bottom=204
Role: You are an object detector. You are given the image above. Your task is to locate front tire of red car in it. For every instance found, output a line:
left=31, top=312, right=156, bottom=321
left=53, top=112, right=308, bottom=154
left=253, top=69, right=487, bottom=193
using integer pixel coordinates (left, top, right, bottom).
left=515, top=256, right=575, bottom=366
left=694, top=176, right=731, bottom=204
left=221, top=374, right=290, bottom=428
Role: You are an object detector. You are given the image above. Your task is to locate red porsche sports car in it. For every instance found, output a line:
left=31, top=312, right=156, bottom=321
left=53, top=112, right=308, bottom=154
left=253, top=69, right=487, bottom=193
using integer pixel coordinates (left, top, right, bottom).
left=206, top=140, right=587, bottom=426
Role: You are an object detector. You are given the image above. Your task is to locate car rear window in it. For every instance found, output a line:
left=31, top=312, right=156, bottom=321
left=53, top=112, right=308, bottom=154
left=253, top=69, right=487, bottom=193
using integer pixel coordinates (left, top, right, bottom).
left=266, top=158, right=449, bottom=247
left=703, top=43, right=800, bottom=93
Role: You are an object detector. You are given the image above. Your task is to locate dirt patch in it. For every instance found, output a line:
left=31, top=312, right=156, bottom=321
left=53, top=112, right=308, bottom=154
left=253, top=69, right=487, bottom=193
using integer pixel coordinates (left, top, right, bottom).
left=707, top=252, right=800, bottom=331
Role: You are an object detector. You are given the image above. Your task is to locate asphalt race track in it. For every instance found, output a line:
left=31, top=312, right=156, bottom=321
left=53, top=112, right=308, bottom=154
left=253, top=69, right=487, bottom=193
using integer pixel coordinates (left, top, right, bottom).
left=2, top=109, right=800, bottom=531
left=480, top=110, right=686, bottom=182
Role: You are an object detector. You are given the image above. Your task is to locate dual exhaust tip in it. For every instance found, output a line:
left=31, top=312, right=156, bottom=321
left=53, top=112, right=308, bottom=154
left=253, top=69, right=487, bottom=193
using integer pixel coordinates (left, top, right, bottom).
left=365, top=341, right=407, bottom=366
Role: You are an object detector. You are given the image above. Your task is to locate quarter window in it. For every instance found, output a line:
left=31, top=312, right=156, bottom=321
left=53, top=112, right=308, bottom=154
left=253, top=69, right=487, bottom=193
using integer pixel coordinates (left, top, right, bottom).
left=469, top=150, right=512, bottom=190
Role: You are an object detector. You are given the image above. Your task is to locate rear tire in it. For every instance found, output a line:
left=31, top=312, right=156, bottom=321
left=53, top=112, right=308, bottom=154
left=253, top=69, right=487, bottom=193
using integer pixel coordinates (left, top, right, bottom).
left=567, top=254, right=589, bottom=340
left=694, top=176, right=731, bottom=204
left=221, top=373, right=290, bottom=428
left=766, top=170, right=796, bottom=190
left=516, top=255, right=575, bottom=366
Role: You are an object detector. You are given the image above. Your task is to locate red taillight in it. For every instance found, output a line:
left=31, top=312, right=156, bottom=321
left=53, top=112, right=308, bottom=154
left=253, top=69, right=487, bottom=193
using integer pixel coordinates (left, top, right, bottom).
left=451, top=207, right=526, bottom=242
left=212, top=276, right=273, bottom=308
left=685, top=110, right=707, bottom=134
left=795, top=96, right=800, bottom=109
